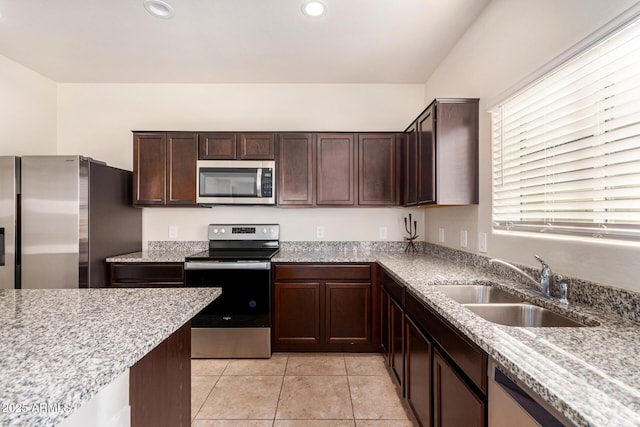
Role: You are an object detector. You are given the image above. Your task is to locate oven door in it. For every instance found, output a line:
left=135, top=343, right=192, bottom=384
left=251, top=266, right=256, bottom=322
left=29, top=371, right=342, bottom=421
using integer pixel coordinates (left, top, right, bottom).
left=184, top=261, right=271, bottom=328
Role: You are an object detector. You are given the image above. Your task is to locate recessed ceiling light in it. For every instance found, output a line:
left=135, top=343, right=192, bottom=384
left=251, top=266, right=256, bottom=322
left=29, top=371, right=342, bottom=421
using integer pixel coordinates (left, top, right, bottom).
left=143, top=0, right=175, bottom=19
left=302, top=1, right=327, bottom=17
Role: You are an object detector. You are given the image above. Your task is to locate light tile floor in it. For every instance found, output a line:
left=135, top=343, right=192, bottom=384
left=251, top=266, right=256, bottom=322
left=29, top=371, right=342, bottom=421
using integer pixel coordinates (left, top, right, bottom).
left=191, top=353, right=417, bottom=427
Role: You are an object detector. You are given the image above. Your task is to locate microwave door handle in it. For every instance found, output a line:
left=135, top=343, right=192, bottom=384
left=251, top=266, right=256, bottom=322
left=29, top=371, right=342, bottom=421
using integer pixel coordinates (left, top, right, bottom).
left=256, top=168, right=262, bottom=196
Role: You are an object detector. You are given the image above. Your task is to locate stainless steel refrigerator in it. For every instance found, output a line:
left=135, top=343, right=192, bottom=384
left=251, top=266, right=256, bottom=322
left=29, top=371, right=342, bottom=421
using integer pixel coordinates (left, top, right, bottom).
left=0, top=156, right=142, bottom=289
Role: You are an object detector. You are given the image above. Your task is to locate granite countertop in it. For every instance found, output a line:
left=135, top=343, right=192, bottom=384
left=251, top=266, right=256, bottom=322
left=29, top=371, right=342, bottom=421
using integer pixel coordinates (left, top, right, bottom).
left=106, top=246, right=640, bottom=426
left=0, top=287, right=221, bottom=427
left=278, top=249, right=640, bottom=426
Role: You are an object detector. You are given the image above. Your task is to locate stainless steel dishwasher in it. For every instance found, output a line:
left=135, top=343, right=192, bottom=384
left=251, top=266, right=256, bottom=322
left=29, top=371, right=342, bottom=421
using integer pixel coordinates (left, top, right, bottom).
left=489, top=358, right=573, bottom=427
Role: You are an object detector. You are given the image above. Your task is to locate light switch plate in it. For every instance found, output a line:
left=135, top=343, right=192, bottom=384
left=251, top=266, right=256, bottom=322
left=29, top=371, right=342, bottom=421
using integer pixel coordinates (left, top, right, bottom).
left=316, top=226, right=325, bottom=239
left=379, top=226, right=388, bottom=240
left=460, top=230, right=468, bottom=248
left=478, top=232, right=488, bottom=253
left=438, top=228, right=445, bottom=243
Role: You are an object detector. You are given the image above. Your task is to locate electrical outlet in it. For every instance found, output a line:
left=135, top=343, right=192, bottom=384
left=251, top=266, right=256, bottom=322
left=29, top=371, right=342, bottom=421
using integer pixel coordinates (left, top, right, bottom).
left=438, top=228, right=445, bottom=243
left=168, top=225, right=178, bottom=239
left=460, top=230, right=468, bottom=248
left=379, top=226, right=388, bottom=240
left=316, top=226, right=325, bottom=239
left=478, top=232, right=487, bottom=253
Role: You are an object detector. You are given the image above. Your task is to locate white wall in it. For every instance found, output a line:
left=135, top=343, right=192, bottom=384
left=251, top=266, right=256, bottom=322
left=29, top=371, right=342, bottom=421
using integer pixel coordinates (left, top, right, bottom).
left=421, top=0, right=640, bottom=292
left=56, top=83, right=425, bottom=245
left=144, top=206, right=423, bottom=244
left=0, top=54, right=57, bottom=155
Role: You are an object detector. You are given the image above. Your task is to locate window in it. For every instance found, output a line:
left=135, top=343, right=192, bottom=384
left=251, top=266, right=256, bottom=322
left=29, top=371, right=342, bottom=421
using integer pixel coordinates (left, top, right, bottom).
left=491, top=15, right=640, bottom=241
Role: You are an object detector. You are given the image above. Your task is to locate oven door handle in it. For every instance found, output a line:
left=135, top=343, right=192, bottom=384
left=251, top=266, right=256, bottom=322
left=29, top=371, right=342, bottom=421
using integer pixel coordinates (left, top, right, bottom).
left=184, top=261, right=271, bottom=270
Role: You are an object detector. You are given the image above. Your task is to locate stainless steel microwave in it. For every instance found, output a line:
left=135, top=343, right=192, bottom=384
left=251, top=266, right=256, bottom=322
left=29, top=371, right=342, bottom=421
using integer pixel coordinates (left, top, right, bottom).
left=196, top=160, right=275, bottom=205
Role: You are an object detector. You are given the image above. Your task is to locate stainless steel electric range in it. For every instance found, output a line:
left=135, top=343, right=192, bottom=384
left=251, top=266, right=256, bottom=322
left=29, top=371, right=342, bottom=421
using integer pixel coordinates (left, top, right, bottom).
left=184, top=224, right=279, bottom=358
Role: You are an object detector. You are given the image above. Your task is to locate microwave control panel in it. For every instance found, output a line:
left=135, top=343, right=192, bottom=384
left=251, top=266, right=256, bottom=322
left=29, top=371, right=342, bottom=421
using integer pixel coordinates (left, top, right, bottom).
left=261, top=169, right=273, bottom=197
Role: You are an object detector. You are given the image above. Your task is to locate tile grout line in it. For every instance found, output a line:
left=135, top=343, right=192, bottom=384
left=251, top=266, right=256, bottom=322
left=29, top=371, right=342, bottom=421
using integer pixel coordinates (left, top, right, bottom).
left=344, top=355, right=358, bottom=425
left=191, top=359, right=229, bottom=422
left=272, top=354, right=290, bottom=425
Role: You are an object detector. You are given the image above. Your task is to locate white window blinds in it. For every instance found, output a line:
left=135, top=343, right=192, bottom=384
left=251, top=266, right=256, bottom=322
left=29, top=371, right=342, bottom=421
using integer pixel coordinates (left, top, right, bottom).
left=491, top=16, right=640, bottom=241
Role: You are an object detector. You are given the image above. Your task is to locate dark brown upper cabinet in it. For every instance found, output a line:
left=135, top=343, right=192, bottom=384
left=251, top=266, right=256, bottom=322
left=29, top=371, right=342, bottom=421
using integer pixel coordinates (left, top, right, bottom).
left=198, top=133, right=237, bottom=160
left=418, top=107, right=436, bottom=204
left=239, top=133, right=275, bottom=160
left=133, top=132, right=197, bottom=206
left=357, top=133, right=400, bottom=206
left=277, top=133, right=314, bottom=206
left=405, top=98, right=479, bottom=206
left=404, top=124, right=418, bottom=206
left=316, top=133, right=355, bottom=206
left=198, top=132, right=275, bottom=160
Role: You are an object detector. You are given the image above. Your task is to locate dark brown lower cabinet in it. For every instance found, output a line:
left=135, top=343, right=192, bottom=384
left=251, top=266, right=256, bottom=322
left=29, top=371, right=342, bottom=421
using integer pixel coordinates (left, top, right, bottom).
left=433, top=349, right=485, bottom=427
left=381, top=271, right=487, bottom=427
left=390, top=297, right=404, bottom=388
left=272, top=263, right=378, bottom=352
left=109, top=262, right=184, bottom=287
left=406, top=316, right=432, bottom=427
left=273, top=282, right=321, bottom=345
left=380, top=287, right=390, bottom=357
left=130, top=322, right=191, bottom=427
left=325, top=282, right=371, bottom=344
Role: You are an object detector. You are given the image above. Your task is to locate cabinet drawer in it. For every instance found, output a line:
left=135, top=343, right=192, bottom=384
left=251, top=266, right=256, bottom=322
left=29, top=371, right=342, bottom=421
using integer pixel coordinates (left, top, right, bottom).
left=110, top=263, right=184, bottom=284
left=274, top=264, right=371, bottom=281
left=381, top=271, right=404, bottom=304
left=406, top=290, right=487, bottom=394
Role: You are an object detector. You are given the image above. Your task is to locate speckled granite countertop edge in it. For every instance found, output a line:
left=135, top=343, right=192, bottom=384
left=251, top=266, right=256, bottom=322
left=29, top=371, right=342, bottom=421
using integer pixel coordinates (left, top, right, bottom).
left=0, top=288, right=221, bottom=427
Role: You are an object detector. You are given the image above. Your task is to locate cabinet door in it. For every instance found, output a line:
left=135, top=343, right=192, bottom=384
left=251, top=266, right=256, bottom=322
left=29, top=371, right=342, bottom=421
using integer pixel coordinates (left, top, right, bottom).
left=433, top=349, right=485, bottom=427
left=381, top=288, right=390, bottom=359
left=273, top=282, right=321, bottom=345
left=406, top=316, right=432, bottom=427
left=198, top=133, right=237, bottom=159
left=390, top=297, right=405, bottom=389
left=417, top=107, right=436, bottom=205
left=325, top=282, right=371, bottom=345
left=357, top=134, right=399, bottom=205
left=239, top=133, right=275, bottom=160
left=404, top=123, right=418, bottom=206
left=133, top=133, right=166, bottom=205
left=277, top=134, right=314, bottom=206
left=435, top=100, right=479, bottom=204
left=166, top=133, right=197, bottom=205
left=316, top=133, right=355, bottom=205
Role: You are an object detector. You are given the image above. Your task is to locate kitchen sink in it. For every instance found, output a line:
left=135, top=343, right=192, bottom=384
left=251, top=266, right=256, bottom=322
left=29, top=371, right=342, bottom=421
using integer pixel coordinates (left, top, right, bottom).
left=437, top=285, right=522, bottom=304
left=464, top=303, right=587, bottom=327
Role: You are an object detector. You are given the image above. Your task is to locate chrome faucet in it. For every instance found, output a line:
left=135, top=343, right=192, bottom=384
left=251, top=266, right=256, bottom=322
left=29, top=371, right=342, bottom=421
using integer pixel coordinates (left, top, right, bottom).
left=534, top=255, right=552, bottom=298
left=489, top=255, right=552, bottom=298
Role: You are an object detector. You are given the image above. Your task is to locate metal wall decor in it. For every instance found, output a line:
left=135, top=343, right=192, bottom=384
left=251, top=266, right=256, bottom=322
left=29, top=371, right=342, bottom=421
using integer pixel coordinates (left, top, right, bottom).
left=404, top=213, right=418, bottom=253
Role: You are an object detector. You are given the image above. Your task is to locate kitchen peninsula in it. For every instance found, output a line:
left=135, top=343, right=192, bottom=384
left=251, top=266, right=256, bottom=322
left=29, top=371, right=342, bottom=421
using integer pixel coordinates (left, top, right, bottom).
left=0, top=287, right=220, bottom=427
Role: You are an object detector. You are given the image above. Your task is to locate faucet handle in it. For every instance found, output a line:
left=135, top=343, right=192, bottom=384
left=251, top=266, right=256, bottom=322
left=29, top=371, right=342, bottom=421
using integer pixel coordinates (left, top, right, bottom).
left=560, top=282, right=569, bottom=307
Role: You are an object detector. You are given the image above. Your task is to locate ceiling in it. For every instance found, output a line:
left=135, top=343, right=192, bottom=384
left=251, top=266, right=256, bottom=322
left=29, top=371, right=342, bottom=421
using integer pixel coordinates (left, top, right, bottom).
left=0, top=0, right=490, bottom=84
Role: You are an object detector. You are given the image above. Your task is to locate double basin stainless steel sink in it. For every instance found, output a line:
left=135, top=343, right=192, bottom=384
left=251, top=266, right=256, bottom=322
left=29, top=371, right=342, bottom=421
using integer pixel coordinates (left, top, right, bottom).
left=436, top=285, right=587, bottom=327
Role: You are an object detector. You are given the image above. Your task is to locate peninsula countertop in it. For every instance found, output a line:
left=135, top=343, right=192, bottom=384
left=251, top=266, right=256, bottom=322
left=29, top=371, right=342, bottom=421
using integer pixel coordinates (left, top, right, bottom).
left=0, top=287, right=221, bottom=427
left=107, top=247, right=640, bottom=426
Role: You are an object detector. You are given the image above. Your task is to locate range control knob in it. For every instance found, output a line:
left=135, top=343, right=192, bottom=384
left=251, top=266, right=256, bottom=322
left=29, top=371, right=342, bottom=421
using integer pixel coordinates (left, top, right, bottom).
left=220, top=229, right=225, bottom=234
left=212, top=228, right=218, bottom=234
left=270, top=228, right=275, bottom=234
left=263, top=228, right=267, bottom=234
